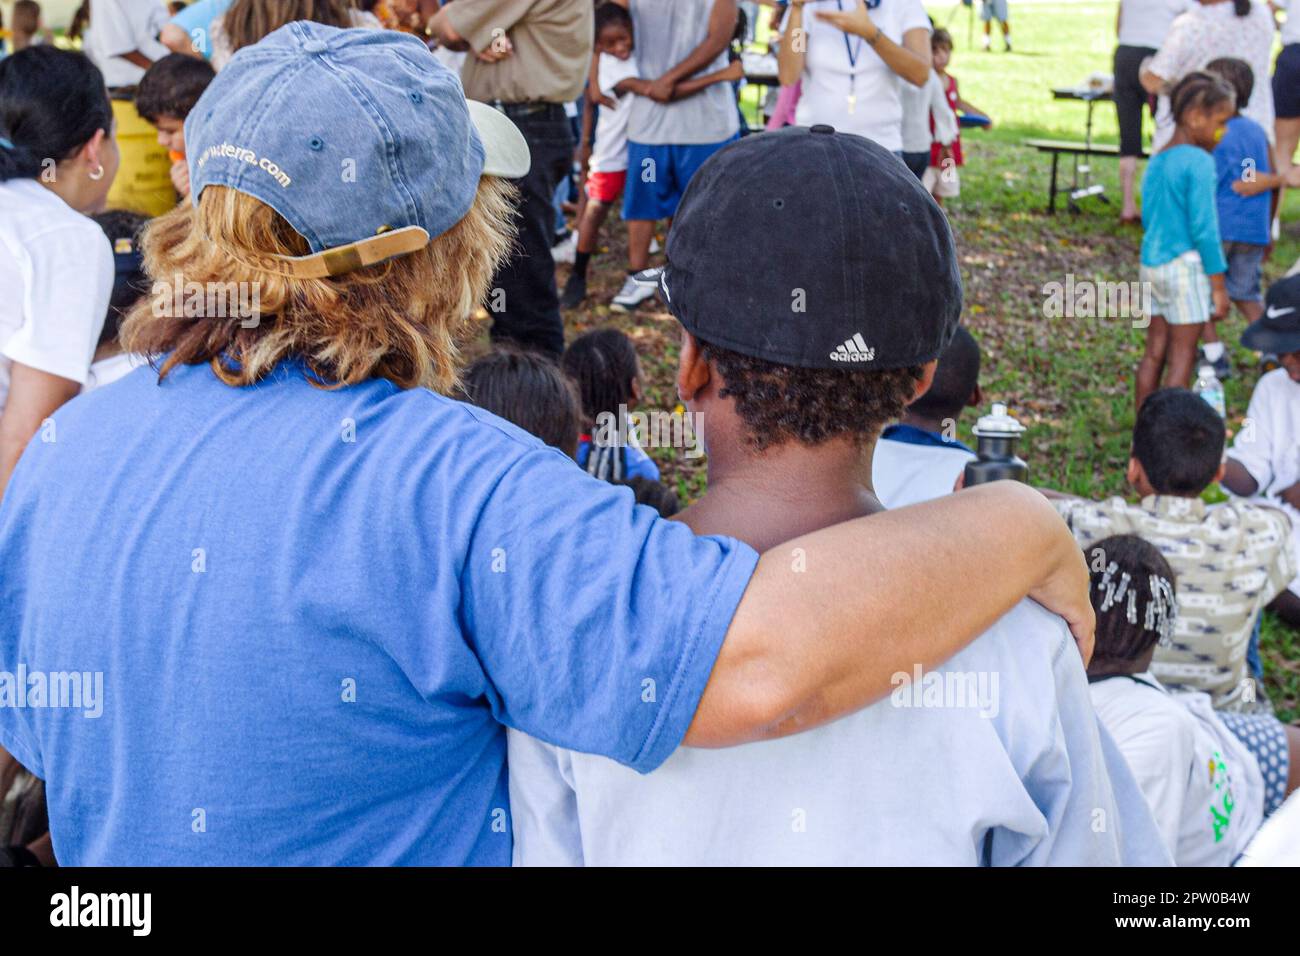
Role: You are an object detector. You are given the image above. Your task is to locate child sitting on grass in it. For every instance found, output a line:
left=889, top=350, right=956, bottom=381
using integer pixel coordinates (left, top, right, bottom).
left=1084, top=534, right=1295, bottom=864
left=1221, top=274, right=1300, bottom=630
left=507, top=127, right=1169, bottom=866
left=563, top=2, right=741, bottom=309
left=460, top=349, right=582, bottom=459
left=871, top=325, right=980, bottom=507
left=1049, top=388, right=1295, bottom=714
left=561, top=327, right=660, bottom=482
left=1135, top=72, right=1235, bottom=409
left=1200, top=57, right=1277, bottom=379
left=135, top=52, right=216, bottom=201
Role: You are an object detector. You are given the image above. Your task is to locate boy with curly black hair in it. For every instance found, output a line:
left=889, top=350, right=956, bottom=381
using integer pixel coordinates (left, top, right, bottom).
left=506, top=127, right=1169, bottom=866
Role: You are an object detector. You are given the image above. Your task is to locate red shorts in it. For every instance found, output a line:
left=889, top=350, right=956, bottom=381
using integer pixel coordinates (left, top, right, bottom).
left=585, top=169, right=627, bottom=204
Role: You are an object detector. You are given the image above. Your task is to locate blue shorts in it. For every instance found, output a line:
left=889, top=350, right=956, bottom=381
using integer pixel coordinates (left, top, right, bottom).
left=1224, top=241, right=1266, bottom=302
left=623, top=137, right=738, bottom=221
left=1274, top=43, right=1300, bottom=119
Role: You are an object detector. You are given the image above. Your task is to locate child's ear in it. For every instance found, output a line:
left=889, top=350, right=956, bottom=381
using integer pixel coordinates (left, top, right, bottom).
left=1125, top=457, right=1144, bottom=488
left=911, top=361, right=938, bottom=404
left=967, top=384, right=983, bottom=409
left=676, top=330, right=711, bottom=404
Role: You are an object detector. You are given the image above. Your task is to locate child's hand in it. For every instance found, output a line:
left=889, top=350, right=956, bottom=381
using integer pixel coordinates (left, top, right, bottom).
left=1232, top=178, right=1269, bottom=197
left=1211, top=285, right=1230, bottom=321
left=170, top=159, right=190, bottom=200
left=720, top=59, right=745, bottom=83
left=645, top=75, right=676, bottom=103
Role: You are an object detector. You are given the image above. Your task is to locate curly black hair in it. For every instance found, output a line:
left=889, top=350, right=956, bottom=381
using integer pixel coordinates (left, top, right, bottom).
left=699, top=339, right=923, bottom=451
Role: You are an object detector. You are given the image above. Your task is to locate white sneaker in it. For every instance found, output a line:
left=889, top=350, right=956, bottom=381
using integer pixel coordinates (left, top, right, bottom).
left=551, top=232, right=577, bottom=265
left=648, top=236, right=662, bottom=255
left=611, top=273, right=659, bottom=312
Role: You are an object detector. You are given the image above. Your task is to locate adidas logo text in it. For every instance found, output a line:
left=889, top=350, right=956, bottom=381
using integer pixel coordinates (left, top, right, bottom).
left=830, top=333, right=875, bottom=363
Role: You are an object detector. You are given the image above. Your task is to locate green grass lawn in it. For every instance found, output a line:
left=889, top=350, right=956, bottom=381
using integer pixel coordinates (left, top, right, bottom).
left=562, top=0, right=1300, bottom=718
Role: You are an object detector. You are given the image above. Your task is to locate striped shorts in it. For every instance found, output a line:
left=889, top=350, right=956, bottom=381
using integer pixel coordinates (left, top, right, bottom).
left=1140, top=252, right=1212, bottom=326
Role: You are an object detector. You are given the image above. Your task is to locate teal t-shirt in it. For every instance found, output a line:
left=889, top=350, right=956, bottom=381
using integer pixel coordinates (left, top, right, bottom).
left=1140, top=144, right=1227, bottom=274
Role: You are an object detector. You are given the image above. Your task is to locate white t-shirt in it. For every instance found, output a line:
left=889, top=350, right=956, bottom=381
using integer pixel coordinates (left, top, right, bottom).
left=1276, top=0, right=1300, bottom=46
left=590, top=53, right=641, bottom=173
left=1090, top=672, right=1264, bottom=866
left=84, top=353, right=148, bottom=392
left=83, top=0, right=170, bottom=89
left=871, top=425, right=975, bottom=507
left=1226, top=367, right=1300, bottom=596
left=1238, top=790, right=1300, bottom=865
left=508, top=600, right=1172, bottom=865
left=899, top=68, right=959, bottom=155
left=0, top=179, right=114, bottom=414
left=1118, top=0, right=1194, bottom=50
left=1148, top=1, right=1276, bottom=151
left=786, top=0, right=931, bottom=153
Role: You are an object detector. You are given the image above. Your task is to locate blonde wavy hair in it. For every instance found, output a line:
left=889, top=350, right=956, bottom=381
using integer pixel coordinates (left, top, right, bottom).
left=121, top=178, right=516, bottom=394
left=220, top=0, right=356, bottom=58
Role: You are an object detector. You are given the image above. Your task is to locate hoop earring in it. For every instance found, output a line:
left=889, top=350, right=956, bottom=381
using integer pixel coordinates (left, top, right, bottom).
left=88, top=164, right=105, bottom=181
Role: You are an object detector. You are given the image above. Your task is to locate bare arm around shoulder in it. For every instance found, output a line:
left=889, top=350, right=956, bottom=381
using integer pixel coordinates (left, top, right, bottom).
left=684, top=480, right=1094, bottom=747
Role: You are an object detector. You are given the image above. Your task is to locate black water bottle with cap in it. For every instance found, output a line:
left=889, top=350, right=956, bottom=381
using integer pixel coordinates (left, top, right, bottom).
left=963, top=403, right=1028, bottom=487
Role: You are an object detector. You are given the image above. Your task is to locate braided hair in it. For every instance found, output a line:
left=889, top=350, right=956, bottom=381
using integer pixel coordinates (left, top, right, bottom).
left=1169, top=70, right=1236, bottom=126
left=1086, top=535, right=1178, bottom=668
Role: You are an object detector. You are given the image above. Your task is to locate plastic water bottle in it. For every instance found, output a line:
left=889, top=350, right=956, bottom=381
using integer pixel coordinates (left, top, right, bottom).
left=1195, top=364, right=1226, bottom=418
left=963, top=403, right=1029, bottom=487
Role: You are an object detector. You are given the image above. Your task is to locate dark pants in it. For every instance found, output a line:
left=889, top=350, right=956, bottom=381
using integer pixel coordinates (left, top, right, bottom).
left=489, top=105, right=574, bottom=357
left=1113, top=44, right=1156, bottom=158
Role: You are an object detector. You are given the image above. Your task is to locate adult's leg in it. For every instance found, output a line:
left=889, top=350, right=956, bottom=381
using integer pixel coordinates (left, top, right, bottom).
left=1113, top=46, right=1153, bottom=221
left=488, top=109, right=574, bottom=357
left=1135, top=314, right=1169, bottom=409
left=626, top=220, right=657, bottom=271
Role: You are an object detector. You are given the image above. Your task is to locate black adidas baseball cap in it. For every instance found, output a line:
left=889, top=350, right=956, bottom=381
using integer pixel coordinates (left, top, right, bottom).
left=1242, top=274, right=1300, bottom=355
left=657, top=124, right=962, bottom=370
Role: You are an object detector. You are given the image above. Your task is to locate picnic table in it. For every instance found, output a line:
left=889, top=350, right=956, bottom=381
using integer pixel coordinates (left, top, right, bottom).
left=1023, top=86, right=1144, bottom=214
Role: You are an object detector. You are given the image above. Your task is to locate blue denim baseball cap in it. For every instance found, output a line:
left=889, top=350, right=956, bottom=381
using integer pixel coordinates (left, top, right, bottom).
left=185, top=21, right=529, bottom=278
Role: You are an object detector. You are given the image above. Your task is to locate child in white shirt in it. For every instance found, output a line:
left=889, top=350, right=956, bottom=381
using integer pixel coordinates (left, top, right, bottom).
left=1086, top=534, right=1295, bottom=864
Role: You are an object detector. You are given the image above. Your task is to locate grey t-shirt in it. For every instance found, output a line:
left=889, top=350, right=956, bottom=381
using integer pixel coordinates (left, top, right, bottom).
left=627, top=0, right=740, bottom=145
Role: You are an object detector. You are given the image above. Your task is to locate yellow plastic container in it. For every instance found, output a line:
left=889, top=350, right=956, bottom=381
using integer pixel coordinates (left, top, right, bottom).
left=105, top=96, right=176, bottom=216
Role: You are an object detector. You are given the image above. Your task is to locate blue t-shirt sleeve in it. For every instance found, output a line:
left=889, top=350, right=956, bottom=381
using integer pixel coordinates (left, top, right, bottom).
left=1186, top=151, right=1227, bottom=275
left=168, top=0, right=230, bottom=57
left=459, top=448, right=759, bottom=773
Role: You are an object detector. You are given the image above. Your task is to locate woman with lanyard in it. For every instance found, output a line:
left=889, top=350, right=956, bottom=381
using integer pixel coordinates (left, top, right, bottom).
left=0, top=46, right=117, bottom=499
left=776, top=0, right=930, bottom=156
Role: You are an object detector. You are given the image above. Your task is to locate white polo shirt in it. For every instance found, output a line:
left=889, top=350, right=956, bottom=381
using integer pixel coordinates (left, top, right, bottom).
left=785, top=0, right=931, bottom=153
